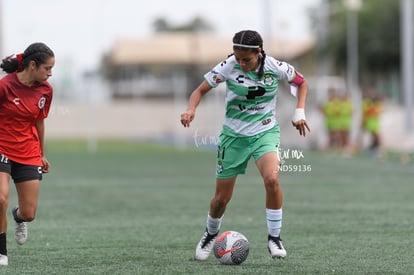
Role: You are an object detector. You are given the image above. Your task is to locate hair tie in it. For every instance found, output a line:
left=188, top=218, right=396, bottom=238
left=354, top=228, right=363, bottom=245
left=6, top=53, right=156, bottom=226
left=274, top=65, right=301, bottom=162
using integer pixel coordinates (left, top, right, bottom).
left=16, top=53, right=24, bottom=70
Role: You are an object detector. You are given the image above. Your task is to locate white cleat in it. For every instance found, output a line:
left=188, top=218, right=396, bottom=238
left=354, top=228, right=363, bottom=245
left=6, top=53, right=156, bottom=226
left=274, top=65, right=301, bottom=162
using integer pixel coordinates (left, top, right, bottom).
left=14, top=221, right=28, bottom=245
left=268, top=235, right=287, bottom=259
left=0, top=254, right=8, bottom=266
left=12, top=207, right=28, bottom=245
left=195, top=229, right=218, bottom=261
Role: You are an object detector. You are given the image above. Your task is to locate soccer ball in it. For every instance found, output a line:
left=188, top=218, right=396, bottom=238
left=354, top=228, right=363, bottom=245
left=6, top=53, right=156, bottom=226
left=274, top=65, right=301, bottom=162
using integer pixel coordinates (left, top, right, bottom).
left=213, top=231, right=249, bottom=265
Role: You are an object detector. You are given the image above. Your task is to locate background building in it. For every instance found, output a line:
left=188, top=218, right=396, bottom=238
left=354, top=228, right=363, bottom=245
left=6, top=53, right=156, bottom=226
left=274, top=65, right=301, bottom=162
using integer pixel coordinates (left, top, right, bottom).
left=102, top=33, right=315, bottom=99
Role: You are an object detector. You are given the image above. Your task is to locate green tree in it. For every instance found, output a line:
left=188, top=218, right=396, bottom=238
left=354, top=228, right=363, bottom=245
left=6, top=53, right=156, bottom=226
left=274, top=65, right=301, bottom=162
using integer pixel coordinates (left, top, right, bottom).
left=358, top=0, right=400, bottom=73
left=152, top=16, right=214, bottom=33
left=311, top=0, right=400, bottom=76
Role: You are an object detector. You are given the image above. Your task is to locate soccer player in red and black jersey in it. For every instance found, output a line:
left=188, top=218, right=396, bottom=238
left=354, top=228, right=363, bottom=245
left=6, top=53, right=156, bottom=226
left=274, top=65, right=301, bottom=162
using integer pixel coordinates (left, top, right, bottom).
left=0, top=42, right=55, bottom=266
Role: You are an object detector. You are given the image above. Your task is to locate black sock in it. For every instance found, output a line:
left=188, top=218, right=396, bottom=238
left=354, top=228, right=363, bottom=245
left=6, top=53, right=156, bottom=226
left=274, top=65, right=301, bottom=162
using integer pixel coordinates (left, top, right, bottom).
left=0, top=233, right=7, bottom=256
left=13, top=207, right=25, bottom=223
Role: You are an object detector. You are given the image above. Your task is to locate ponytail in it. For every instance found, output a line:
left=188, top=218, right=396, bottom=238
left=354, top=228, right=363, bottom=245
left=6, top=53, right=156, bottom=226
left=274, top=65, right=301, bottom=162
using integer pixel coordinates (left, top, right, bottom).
left=258, top=50, right=266, bottom=79
left=1, top=42, right=54, bottom=74
left=0, top=54, right=21, bottom=73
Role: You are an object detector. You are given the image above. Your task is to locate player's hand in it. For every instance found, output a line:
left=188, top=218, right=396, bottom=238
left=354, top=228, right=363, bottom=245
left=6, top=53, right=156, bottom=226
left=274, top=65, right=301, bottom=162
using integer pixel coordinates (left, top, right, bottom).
left=292, top=120, right=310, bottom=137
left=42, top=157, right=51, bottom=173
left=180, top=110, right=195, bottom=128
left=292, top=108, right=310, bottom=137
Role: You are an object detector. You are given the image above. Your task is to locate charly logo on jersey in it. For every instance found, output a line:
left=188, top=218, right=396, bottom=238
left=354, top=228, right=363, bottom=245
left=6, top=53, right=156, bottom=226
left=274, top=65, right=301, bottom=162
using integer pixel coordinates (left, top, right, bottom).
left=38, top=96, right=47, bottom=109
left=13, top=98, right=20, bottom=105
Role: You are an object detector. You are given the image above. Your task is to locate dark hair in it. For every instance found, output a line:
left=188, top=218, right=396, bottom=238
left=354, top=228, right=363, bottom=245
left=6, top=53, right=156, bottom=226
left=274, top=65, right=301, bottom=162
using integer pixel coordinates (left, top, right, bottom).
left=232, top=30, right=266, bottom=79
left=0, top=42, right=54, bottom=74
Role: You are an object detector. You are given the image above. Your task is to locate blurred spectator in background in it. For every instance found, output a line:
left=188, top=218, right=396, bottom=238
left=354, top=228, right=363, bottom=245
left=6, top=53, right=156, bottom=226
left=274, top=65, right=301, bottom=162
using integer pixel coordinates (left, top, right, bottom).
left=362, top=88, right=383, bottom=156
left=338, top=92, right=353, bottom=150
left=320, top=88, right=342, bottom=150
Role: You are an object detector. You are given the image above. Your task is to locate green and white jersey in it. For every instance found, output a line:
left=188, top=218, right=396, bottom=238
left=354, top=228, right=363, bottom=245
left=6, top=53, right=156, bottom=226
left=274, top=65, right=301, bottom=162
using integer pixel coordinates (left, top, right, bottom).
left=204, top=55, right=296, bottom=137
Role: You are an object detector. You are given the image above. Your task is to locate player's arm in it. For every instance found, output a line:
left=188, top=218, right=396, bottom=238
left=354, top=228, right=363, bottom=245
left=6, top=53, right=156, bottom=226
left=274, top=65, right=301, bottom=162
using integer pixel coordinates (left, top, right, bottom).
left=290, top=72, right=311, bottom=137
left=35, top=119, right=50, bottom=173
left=180, top=81, right=212, bottom=128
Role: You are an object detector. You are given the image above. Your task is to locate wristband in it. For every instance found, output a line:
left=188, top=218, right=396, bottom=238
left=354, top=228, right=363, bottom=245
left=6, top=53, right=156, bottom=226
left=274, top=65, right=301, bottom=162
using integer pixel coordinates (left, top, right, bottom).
left=292, top=108, right=306, bottom=123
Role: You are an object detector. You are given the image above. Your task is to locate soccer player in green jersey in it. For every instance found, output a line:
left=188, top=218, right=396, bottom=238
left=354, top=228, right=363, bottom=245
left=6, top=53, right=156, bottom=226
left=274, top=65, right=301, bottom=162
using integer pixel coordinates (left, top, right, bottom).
left=180, top=30, right=310, bottom=260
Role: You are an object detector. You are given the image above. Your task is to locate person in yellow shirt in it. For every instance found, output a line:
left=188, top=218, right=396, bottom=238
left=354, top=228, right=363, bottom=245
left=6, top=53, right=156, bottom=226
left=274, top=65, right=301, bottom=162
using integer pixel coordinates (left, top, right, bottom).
left=362, top=89, right=382, bottom=154
left=321, top=89, right=342, bottom=150
left=338, top=93, right=353, bottom=149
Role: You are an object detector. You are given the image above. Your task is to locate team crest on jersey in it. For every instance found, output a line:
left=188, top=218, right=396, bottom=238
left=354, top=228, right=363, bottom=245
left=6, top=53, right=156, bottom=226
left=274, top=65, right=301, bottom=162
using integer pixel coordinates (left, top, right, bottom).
left=263, top=74, right=275, bottom=86
left=38, top=96, right=47, bottom=109
left=212, top=74, right=222, bottom=84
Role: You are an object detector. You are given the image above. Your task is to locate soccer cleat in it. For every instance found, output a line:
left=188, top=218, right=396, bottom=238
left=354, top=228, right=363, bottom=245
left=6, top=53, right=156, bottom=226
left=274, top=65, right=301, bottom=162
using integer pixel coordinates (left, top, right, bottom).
left=268, top=235, right=287, bottom=259
left=12, top=207, right=28, bottom=245
left=0, top=254, right=8, bottom=266
left=195, top=228, right=218, bottom=261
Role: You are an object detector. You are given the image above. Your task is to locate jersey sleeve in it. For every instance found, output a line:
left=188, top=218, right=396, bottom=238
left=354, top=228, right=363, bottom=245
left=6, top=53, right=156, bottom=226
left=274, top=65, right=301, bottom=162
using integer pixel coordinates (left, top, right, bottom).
left=203, top=56, right=235, bottom=88
left=267, top=56, right=296, bottom=82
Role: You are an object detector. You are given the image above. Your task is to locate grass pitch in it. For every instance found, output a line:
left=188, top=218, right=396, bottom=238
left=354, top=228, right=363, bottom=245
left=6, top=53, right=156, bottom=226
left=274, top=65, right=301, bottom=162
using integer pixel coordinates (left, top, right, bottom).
left=3, top=140, right=414, bottom=274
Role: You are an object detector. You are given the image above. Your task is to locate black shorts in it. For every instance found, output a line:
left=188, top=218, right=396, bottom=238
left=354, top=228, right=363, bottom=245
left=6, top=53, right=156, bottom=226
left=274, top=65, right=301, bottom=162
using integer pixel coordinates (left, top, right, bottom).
left=0, top=154, right=43, bottom=183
